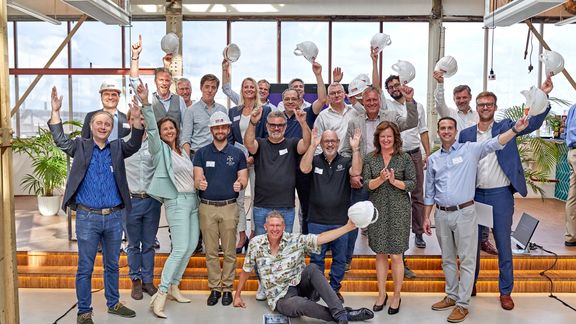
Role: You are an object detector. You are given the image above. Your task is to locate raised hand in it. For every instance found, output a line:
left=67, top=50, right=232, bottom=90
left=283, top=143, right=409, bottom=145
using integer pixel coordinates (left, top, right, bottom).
left=250, top=106, right=263, bottom=124
left=540, top=76, right=553, bottom=95
left=51, top=86, right=63, bottom=112
left=136, top=80, right=150, bottom=105
left=312, top=62, right=322, bottom=76
left=370, top=47, right=379, bottom=62
left=222, top=58, right=230, bottom=72
left=399, top=85, right=414, bottom=102
left=514, top=115, right=529, bottom=133
left=349, top=128, right=361, bottom=150
left=162, top=53, right=173, bottom=69
left=131, top=34, right=142, bottom=59
left=432, top=70, right=444, bottom=84
left=311, top=127, right=322, bottom=147
left=295, top=108, right=307, bottom=124
left=332, top=67, right=343, bottom=83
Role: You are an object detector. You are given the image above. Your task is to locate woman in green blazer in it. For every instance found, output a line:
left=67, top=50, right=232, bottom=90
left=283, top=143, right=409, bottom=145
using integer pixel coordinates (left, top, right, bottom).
left=136, top=82, right=199, bottom=318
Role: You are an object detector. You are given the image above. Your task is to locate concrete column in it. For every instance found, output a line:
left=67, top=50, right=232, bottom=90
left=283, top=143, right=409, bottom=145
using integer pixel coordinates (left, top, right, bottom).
left=427, top=0, right=444, bottom=144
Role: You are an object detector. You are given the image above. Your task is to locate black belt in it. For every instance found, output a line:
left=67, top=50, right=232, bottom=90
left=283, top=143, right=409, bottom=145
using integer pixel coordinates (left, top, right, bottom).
left=404, top=147, right=420, bottom=155
left=200, top=198, right=237, bottom=206
left=130, top=192, right=150, bottom=199
left=436, top=200, right=474, bottom=212
left=76, top=204, right=123, bottom=215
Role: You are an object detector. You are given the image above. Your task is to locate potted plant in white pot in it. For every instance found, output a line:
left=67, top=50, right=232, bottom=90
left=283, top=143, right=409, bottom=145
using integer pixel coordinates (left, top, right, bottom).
left=12, top=121, right=81, bottom=216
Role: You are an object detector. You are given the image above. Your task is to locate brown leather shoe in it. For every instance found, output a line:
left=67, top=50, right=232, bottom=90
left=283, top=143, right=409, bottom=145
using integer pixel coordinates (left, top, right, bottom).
left=431, top=296, right=456, bottom=311
left=480, top=241, right=498, bottom=255
left=447, top=306, right=468, bottom=323
left=500, top=294, right=515, bottom=310
left=131, top=279, right=143, bottom=300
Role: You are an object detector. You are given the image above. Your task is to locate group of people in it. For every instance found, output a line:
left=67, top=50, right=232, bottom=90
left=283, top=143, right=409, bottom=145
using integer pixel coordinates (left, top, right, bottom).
left=48, top=33, right=558, bottom=324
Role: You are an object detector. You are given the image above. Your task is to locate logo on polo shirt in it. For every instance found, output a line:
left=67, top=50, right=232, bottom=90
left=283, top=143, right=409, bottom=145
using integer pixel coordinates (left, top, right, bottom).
left=336, top=164, right=345, bottom=172
left=226, top=155, right=235, bottom=166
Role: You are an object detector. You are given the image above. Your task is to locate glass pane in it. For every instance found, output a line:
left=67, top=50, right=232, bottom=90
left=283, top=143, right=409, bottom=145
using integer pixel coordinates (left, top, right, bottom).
left=332, top=22, right=380, bottom=84
left=71, top=21, right=122, bottom=68
left=17, top=76, right=68, bottom=137
left=229, top=21, right=277, bottom=95
left=487, top=24, right=539, bottom=112
left=16, top=22, right=68, bottom=68
left=281, top=21, right=329, bottom=84
left=443, top=22, right=485, bottom=109
left=380, top=22, right=429, bottom=105
left=542, top=24, right=576, bottom=115
left=126, top=22, right=166, bottom=68
left=182, top=21, right=227, bottom=106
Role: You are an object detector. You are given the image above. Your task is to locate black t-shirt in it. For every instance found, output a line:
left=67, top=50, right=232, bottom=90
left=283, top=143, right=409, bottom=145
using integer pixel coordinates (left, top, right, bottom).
left=253, top=137, right=300, bottom=208
left=308, top=154, right=352, bottom=225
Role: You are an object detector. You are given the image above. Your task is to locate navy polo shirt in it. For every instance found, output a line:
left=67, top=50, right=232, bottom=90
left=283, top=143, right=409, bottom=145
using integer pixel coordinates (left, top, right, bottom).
left=194, top=142, right=247, bottom=200
left=284, top=106, right=317, bottom=139
left=75, top=142, right=122, bottom=209
left=308, top=153, right=352, bottom=225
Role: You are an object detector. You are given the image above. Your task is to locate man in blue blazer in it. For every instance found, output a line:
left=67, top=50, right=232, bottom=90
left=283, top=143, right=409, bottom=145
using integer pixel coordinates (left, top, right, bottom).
left=458, top=77, right=553, bottom=311
left=49, top=86, right=144, bottom=324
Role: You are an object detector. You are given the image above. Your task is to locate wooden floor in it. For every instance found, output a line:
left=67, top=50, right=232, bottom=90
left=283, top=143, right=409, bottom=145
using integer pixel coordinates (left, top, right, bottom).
left=15, top=195, right=576, bottom=256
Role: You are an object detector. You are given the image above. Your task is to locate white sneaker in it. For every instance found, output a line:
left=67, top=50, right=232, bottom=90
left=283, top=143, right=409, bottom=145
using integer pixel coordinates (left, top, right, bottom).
left=256, top=284, right=267, bottom=301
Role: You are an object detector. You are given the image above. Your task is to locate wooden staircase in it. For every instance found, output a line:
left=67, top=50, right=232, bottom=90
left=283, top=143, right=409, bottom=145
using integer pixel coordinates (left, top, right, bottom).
left=17, top=251, right=576, bottom=293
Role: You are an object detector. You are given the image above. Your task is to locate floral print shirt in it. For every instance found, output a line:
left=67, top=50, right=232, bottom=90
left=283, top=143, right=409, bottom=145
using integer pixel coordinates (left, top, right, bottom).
left=243, top=232, right=320, bottom=310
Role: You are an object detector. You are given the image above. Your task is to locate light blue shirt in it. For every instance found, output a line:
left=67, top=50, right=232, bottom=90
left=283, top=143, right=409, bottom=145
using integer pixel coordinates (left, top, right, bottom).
left=565, top=103, right=576, bottom=148
left=180, top=99, right=227, bottom=151
left=424, top=137, right=504, bottom=207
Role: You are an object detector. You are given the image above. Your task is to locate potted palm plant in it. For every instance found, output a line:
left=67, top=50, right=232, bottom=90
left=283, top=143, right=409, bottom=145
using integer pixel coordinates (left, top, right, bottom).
left=12, top=121, right=81, bottom=216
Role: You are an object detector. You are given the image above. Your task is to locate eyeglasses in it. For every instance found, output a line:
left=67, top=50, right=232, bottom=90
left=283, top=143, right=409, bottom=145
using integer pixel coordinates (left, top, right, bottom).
left=476, top=102, right=495, bottom=108
left=387, top=83, right=401, bottom=90
left=267, top=123, right=286, bottom=129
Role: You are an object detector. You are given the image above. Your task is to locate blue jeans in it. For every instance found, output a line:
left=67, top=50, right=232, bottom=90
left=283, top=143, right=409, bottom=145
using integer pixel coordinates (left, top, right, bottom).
left=159, top=193, right=199, bottom=293
left=474, top=186, right=514, bottom=295
left=75, top=209, right=123, bottom=314
left=308, top=222, right=348, bottom=292
left=347, top=187, right=369, bottom=263
left=124, top=197, right=161, bottom=283
left=253, top=207, right=295, bottom=236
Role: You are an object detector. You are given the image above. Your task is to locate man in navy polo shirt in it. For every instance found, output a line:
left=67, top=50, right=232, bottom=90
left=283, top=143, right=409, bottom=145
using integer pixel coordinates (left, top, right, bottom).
left=300, top=128, right=362, bottom=303
left=193, top=111, right=248, bottom=307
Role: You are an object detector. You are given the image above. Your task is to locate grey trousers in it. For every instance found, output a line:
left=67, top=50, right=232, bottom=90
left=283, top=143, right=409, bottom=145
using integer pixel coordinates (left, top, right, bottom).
left=275, top=264, right=346, bottom=322
left=434, top=205, right=478, bottom=308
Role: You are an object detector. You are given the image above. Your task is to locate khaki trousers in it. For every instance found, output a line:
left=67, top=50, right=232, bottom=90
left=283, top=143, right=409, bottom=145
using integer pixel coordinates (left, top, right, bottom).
left=565, top=149, right=576, bottom=243
left=199, top=202, right=239, bottom=291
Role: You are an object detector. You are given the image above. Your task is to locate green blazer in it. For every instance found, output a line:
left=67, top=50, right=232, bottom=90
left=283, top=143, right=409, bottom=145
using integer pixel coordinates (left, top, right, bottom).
left=143, top=104, right=180, bottom=202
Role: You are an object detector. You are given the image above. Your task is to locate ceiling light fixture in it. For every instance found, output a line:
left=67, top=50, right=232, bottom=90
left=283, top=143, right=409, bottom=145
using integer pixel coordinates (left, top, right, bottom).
left=7, top=0, right=61, bottom=25
left=484, top=0, right=564, bottom=27
left=63, top=0, right=130, bottom=25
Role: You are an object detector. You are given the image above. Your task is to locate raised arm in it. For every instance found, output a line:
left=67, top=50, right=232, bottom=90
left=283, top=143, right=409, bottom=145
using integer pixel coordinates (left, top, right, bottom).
left=130, top=34, right=142, bottom=79
left=371, top=47, right=381, bottom=91
left=349, top=128, right=362, bottom=177
left=48, top=86, right=76, bottom=156
left=221, top=59, right=240, bottom=105
left=300, top=128, right=321, bottom=174
left=244, top=107, right=262, bottom=155
left=432, top=71, right=452, bottom=118
left=317, top=220, right=357, bottom=245
left=296, top=109, right=312, bottom=154
left=311, top=62, right=327, bottom=114
left=396, top=85, right=418, bottom=131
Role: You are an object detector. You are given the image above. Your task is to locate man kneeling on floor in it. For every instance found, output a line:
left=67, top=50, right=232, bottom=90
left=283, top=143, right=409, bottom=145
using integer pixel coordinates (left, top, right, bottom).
left=233, top=211, right=374, bottom=323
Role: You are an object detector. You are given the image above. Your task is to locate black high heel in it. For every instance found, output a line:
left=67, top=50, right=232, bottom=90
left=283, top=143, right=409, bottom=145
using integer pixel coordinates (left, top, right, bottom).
left=388, top=298, right=401, bottom=315
left=373, top=293, right=388, bottom=312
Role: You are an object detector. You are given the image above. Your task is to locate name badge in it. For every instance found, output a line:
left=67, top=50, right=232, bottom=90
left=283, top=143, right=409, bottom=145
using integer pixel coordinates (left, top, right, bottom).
left=314, top=167, right=324, bottom=175
left=206, top=161, right=216, bottom=167
left=233, top=115, right=241, bottom=122
left=123, top=122, right=130, bottom=129
left=452, top=156, right=463, bottom=165
left=279, top=148, right=288, bottom=156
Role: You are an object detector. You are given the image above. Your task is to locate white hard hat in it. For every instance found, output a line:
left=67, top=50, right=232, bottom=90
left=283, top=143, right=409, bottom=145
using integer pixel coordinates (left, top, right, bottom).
left=434, top=56, right=458, bottom=78
left=370, top=33, right=392, bottom=53
left=99, top=80, right=121, bottom=93
left=348, top=77, right=369, bottom=97
left=348, top=201, right=379, bottom=229
left=521, top=86, right=549, bottom=117
left=539, top=50, right=564, bottom=76
left=294, top=41, right=319, bottom=64
left=223, top=43, right=241, bottom=63
left=161, top=33, right=179, bottom=54
left=208, top=111, right=232, bottom=127
left=391, top=60, right=416, bottom=85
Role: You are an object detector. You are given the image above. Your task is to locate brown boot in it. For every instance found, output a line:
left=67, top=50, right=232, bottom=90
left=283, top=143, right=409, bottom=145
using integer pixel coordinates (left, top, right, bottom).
left=131, top=279, right=143, bottom=300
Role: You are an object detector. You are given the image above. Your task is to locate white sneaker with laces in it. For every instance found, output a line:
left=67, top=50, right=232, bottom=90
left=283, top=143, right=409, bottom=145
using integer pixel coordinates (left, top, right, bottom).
left=256, top=284, right=267, bottom=301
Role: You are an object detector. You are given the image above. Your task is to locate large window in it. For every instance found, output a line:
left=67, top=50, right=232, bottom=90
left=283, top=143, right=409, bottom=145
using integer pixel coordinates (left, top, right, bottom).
left=331, top=22, right=380, bottom=84
left=229, top=21, right=277, bottom=100
left=127, top=22, right=165, bottom=69
left=16, top=22, right=68, bottom=68
left=281, top=22, right=329, bottom=84
left=71, top=22, right=122, bottom=68
left=182, top=21, right=227, bottom=105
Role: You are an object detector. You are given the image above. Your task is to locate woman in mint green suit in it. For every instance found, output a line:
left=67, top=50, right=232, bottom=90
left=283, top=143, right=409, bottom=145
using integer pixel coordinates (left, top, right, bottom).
left=136, top=82, right=199, bottom=318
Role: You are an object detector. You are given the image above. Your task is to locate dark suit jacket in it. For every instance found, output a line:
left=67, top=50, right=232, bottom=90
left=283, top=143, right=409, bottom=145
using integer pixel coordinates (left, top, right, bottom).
left=227, top=105, right=271, bottom=145
left=458, top=105, right=551, bottom=197
left=49, top=121, right=144, bottom=212
left=81, top=110, right=130, bottom=139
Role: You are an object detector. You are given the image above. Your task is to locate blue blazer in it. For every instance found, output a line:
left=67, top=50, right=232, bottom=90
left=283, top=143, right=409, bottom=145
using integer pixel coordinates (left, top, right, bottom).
left=227, top=105, right=271, bottom=145
left=49, top=121, right=143, bottom=211
left=458, top=105, right=551, bottom=197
